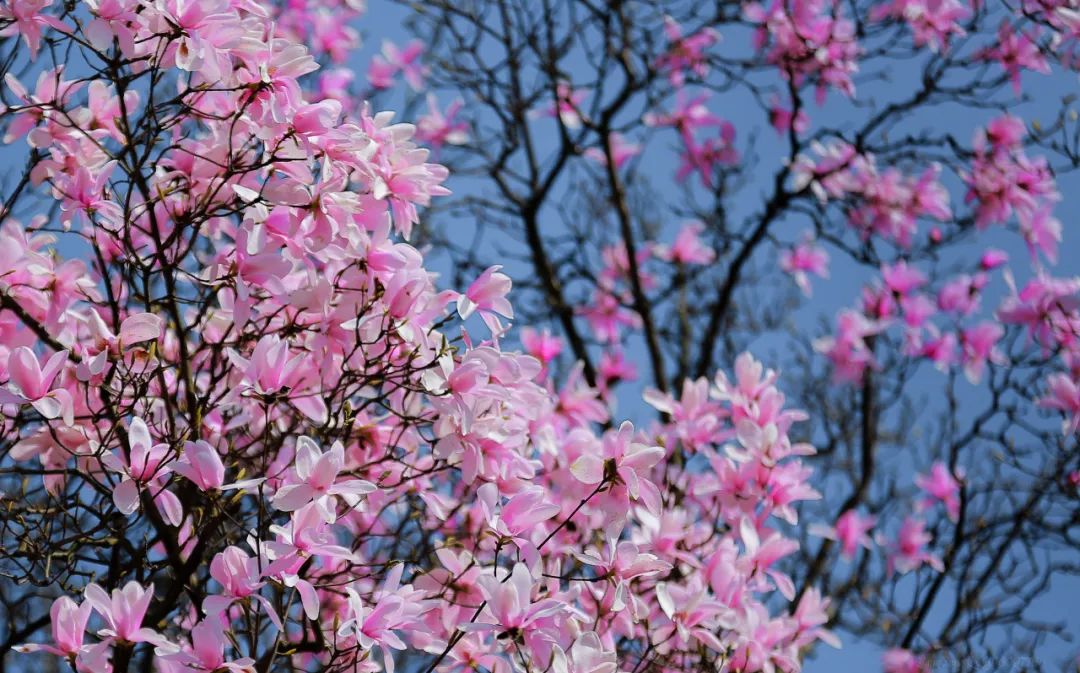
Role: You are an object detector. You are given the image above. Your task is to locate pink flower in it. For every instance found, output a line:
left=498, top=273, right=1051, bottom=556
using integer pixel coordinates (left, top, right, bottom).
left=204, top=546, right=281, bottom=629
left=769, top=96, right=810, bottom=135
left=780, top=238, right=829, bottom=296
left=551, top=632, right=619, bottom=673
left=340, top=593, right=408, bottom=667
left=55, top=161, right=124, bottom=231
left=985, top=115, right=1026, bottom=149
left=368, top=40, right=427, bottom=91
left=466, top=563, right=562, bottom=640
left=458, top=265, right=514, bottom=331
left=436, top=633, right=507, bottom=673
left=272, top=436, right=377, bottom=523
left=814, top=310, right=881, bottom=383
left=226, top=334, right=328, bottom=423
left=883, top=648, right=929, bottom=673
left=574, top=538, right=671, bottom=612
left=812, top=509, right=876, bottom=559
left=921, top=330, right=959, bottom=372
left=318, top=67, right=354, bottom=102
left=571, top=421, right=665, bottom=520
left=84, top=581, right=160, bottom=644
left=477, top=483, right=560, bottom=567
left=882, top=261, right=927, bottom=296
left=657, top=220, right=715, bottom=266
left=915, top=462, right=961, bottom=521
left=0, top=346, right=73, bottom=425
left=78, top=310, right=162, bottom=380
left=159, top=619, right=255, bottom=672
left=793, top=588, right=841, bottom=649
left=937, top=273, right=987, bottom=316
left=900, top=294, right=936, bottom=329
left=171, top=441, right=222, bottom=488
left=556, top=363, right=610, bottom=426
left=267, top=503, right=360, bottom=569
left=965, top=116, right=1058, bottom=231
left=598, top=348, right=638, bottom=395
left=101, top=416, right=183, bottom=526
left=977, top=21, right=1051, bottom=93
left=1038, top=372, right=1080, bottom=435
left=14, top=595, right=91, bottom=656
left=293, top=99, right=343, bottom=137
left=416, top=95, right=469, bottom=149
left=0, top=0, right=68, bottom=60
left=884, top=517, right=944, bottom=575
left=584, top=132, right=641, bottom=169
left=1020, top=207, right=1062, bottom=263
left=338, top=566, right=433, bottom=673
left=980, top=248, right=1009, bottom=270
left=997, top=272, right=1080, bottom=349
left=85, top=310, right=162, bottom=352
left=644, top=90, right=727, bottom=145
left=745, top=0, right=859, bottom=103
left=676, top=126, right=739, bottom=186
left=536, top=81, right=587, bottom=129
left=655, top=15, right=720, bottom=86
left=959, top=321, right=1005, bottom=384
left=578, top=288, right=641, bottom=343
left=653, top=576, right=729, bottom=653
left=521, top=327, right=563, bottom=371
left=871, top=0, right=968, bottom=51
left=367, top=54, right=398, bottom=89
left=3, top=65, right=83, bottom=145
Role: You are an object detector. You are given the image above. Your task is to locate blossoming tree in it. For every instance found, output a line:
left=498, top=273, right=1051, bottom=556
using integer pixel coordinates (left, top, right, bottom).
left=368, top=0, right=1080, bottom=671
left=0, top=2, right=843, bottom=673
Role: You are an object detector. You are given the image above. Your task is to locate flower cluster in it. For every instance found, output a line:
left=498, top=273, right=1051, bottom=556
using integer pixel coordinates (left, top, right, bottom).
left=0, top=2, right=842, bottom=673
left=744, top=0, right=860, bottom=103
left=792, top=142, right=951, bottom=248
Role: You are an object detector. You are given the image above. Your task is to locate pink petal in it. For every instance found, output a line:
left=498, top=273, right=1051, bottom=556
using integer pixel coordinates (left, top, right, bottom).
left=112, top=479, right=140, bottom=515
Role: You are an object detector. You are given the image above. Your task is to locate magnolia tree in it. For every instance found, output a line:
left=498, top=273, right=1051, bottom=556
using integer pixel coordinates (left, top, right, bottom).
left=362, top=0, right=1079, bottom=671
left=0, top=2, right=843, bottom=673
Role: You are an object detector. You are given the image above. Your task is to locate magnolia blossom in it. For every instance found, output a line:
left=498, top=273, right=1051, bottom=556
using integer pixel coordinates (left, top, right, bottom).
left=883, top=517, right=944, bottom=575
left=158, top=619, right=255, bottom=672
left=226, top=334, right=329, bottom=423
left=368, top=39, right=427, bottom=90
left=458, top=265, right=514, bottom=331
left=551, top=632, right=620, bottom=673
left=416, top=94, right=469, bottom=149
left=535, top=81, right=587, bottom=129
left=571, top=421, right=666, bottom=525
left=14, top=596, right=91, bottom=657
left=656, top=220, right=715, bottom=266
left=811, top=510, right=876, bottom=560
left=0, top=0, right=70, bottom=61
left=467, top=563, right=563, bottom=640
left=780, top=237, right=829, bottom=296
left=83, top=581, right=161, bottom=645
left=655, top=15, right=720, bottom=86
left=883, top=647, right=929, bottom=673
left=0, top=347, right=73, bottom=425
left=272, top=437, right=377, bottom=522
left=584, top=133, right=642, bottom=169
left=100, top=416, right=183, bottom=526
left=915, top=462, right=961, bottom=521
left=1038, top=372, right=1080, bottom=435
